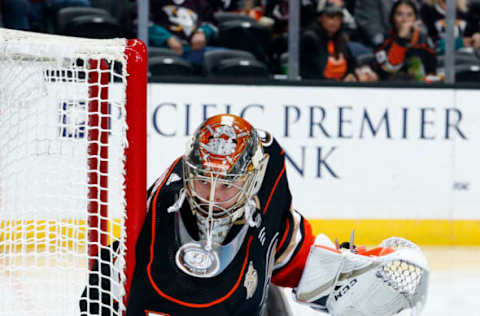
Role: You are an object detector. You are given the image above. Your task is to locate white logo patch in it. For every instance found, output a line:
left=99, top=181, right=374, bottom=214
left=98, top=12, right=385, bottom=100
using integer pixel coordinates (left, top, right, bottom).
left=244, top=261, right=258, bottom=299
left=202, top=125, right=237, bottom=155
left=166, top=173, right=181, bottom=186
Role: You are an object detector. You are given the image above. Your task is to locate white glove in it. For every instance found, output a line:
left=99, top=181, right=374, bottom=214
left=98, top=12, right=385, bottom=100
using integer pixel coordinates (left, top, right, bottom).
left=295, top=235, right=429, bottom=316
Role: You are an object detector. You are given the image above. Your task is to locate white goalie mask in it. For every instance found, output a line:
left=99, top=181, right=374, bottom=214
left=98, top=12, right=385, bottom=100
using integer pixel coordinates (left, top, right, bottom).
left=174, top=114, right=268, bottom=278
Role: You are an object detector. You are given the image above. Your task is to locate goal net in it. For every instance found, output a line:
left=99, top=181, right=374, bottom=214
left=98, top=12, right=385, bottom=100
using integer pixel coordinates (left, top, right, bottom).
left=0, top=29, right=147, bottom=315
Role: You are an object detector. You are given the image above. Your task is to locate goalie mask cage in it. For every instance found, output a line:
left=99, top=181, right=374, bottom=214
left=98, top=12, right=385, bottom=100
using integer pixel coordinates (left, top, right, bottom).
left=0, top=29, right=147, bottom=315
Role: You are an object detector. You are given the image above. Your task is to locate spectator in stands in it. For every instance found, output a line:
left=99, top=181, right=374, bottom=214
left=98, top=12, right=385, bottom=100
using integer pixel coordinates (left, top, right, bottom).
left=337, top=0, right=371, bottom=58
left=374, top=0, right=437, bottom=82
left=1, top=0, right=30, bottom=30
left=149, top=0, right=224, bottom=67
left=265, top=0, right=317, bottom=32
left=300, top=0, right=378, bottom=82
left=257, top=0, right=317, bottom=74
left=217, top=0, right=275, bottom=31
left=354, top=0, right=394, bottom=48
left=220, top=0, right=265, bottom=18
left=421, top=0, right=480, bottom=54
left=354, top=0, right=424, bottom=49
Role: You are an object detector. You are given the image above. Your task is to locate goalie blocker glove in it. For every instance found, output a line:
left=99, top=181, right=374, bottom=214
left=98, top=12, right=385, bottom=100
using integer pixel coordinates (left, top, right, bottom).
left=294, top=235, right=429, bottom=316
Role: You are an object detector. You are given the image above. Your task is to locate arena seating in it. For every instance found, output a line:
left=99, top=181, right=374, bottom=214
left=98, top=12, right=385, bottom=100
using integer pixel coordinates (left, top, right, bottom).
left=202, top=49, right=270, bottom=78
left=455, top=64, right=480, bottom=82
left=148, top=56, right=195, bottom=77
left=56, top=6, right=122, bottom=38
left=214, top=12, right=257, bottom=24
left=216, top=20, right=271, bottom=64
left=2, top=0, right=479, bottom=83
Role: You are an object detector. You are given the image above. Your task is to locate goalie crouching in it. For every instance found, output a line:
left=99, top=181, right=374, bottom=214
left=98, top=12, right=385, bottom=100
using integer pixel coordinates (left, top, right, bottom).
left=80, top=113, right=429, bottom=316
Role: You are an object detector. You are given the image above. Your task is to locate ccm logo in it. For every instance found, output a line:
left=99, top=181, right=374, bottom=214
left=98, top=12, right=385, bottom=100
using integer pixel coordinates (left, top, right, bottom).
left=334, top=279, right=358, bottom=301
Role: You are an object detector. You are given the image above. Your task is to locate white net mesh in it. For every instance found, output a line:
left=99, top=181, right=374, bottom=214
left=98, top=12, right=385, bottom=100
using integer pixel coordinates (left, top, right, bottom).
left=378, top=260, right=424, bottom=295
left=0, top=29, right=129, bottom=316
left=378, top=237, right=430, bottom=314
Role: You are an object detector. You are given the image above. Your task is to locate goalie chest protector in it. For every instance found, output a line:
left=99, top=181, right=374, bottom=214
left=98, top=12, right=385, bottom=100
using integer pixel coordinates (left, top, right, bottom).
left=127, top=137, right=292, bottom=316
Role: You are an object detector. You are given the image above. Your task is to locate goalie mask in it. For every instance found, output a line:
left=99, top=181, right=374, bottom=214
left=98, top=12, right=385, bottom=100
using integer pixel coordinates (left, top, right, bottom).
left=175, top=114, right=268, bottom=278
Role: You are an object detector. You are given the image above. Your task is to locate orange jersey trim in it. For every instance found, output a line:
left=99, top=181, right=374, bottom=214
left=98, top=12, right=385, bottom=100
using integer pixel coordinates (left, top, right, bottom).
left=147, top=236, right=254, bottom=308
left=272, top=218, right=315, bottom=287
left=263, top=163, right=286, bottom=214
left=146, top=158, right=254, bottom=308
left=276, top=219, right=290, bottom=253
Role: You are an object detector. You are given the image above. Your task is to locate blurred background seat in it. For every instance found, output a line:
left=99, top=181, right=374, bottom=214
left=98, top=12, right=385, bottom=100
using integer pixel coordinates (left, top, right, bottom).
left=89, top=0, right=115, bottom=15
left=202, top=49, right=270, bottom=78
left=214, top=12, right=256, bottom=24
left=216, top=20, right=271, bottom=64
left=148, top=47, right=181, bottom=59
left=355, top=52, right=376, bottom=67
left=148, top=56, right=194, bottom=77
left=455, top=64, right=480, bottom=82
left=91, top=0, right=133, bottom=37
left=56, top=6, right=112, bottom=35
left=438, top=50, right=480, bottom=68
left=64, top=14, right=123, bottom=39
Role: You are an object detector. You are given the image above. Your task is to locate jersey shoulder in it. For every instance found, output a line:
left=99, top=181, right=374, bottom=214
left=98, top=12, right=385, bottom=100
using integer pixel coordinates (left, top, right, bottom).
left=257, top=129, right=284, bottom=165
left=147, top=157, right=184, bottom=207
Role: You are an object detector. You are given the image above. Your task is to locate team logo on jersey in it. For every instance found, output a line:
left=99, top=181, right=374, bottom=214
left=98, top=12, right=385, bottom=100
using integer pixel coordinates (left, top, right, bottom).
left=166, top=173, right=181, bottom=186
left=244, top=261, right=258, bottom=299
left=162, top=5, right=198, bottom=37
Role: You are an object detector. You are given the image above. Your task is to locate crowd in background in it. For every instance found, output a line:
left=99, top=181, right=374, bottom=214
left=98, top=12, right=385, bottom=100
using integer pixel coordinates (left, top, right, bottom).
left=1, top=0, right=480, bottom=83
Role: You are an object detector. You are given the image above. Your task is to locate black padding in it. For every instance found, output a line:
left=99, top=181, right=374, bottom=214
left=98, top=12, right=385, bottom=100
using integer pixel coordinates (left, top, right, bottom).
left=148, top=56, right=194, bottom=76
left=214, top=12, right=256, bottom=24
left=455, top=64, right=480, bottom=82
left=64, top=14, right=123, bottom=39
left=213, top=57, right=270, bottom=78
left=203, top=49, right=256, bottom=74
left=56, top=6, right=111, bottom=34
left=217, top=20, right=271, bottom=62
left=148, top=47, right=181, bottom=58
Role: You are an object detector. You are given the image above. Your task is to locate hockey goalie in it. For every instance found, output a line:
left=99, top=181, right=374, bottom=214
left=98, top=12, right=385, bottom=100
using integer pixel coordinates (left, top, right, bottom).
left=80, top=114, right=429, bottom=316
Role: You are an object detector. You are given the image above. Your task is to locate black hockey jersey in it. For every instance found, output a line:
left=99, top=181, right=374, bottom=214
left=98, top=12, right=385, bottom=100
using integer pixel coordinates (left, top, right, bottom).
left=81, top=135, right=315, bottom=316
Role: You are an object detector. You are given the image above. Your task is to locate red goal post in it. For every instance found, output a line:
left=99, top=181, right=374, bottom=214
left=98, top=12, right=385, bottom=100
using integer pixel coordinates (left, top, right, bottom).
left=0, top=29, right=147, bottom=315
